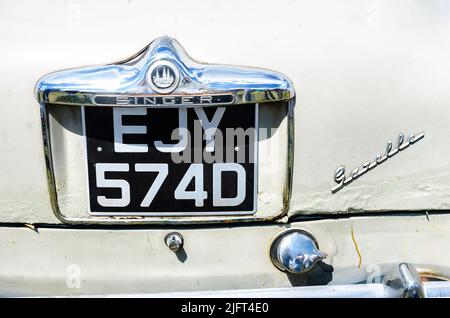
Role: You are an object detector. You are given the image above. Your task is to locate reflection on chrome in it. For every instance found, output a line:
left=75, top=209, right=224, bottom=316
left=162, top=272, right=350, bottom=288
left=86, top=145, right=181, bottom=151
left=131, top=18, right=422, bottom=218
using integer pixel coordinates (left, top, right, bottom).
left=270, top=230, right=326, bottom=274
left=35, top=36, right=294, bottom=107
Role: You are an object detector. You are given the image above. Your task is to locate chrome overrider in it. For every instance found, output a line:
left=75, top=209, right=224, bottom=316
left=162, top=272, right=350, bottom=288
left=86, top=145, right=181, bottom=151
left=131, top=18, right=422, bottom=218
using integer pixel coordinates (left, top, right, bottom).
left=384, top=263, right=425, bottom=298
left=34, top=36, right=296, bottom=225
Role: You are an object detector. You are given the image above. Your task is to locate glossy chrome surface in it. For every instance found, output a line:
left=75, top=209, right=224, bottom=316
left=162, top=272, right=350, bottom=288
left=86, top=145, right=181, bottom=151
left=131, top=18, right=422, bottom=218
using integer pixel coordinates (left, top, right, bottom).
left=56, top=284, right=402, bottom=298
left=164, top=232, right=184, bottom=252
left=384, top=263, right=424, bottom=298
left=35, top=37, right=296, bottom=225
left=423, top=281, right=450, bottom=298
left=283, top=98, right=295, bottom=216
left=270, top=229, right=326, bottom=274
left=69, top=281, right=450, bottom=298
left=332, top=132, right=425, bottom=193
left=35, top=36, right=294, bottom=107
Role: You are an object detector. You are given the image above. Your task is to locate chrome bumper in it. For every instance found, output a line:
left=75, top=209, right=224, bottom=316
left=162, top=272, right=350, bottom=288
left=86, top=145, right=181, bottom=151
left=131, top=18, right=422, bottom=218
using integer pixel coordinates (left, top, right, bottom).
left=75, top=281, right=449, bottom=298
left=74, top=263, right=450, bottom=298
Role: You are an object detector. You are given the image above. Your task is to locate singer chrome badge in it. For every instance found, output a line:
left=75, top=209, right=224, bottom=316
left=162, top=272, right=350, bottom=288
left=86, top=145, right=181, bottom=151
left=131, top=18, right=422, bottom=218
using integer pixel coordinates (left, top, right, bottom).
left=331, top=132, right=425, bottom=193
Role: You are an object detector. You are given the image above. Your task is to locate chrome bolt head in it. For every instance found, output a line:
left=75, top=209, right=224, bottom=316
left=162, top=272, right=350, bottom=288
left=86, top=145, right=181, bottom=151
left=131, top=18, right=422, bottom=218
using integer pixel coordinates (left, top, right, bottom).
left=165, top=232, right=184, bottom=252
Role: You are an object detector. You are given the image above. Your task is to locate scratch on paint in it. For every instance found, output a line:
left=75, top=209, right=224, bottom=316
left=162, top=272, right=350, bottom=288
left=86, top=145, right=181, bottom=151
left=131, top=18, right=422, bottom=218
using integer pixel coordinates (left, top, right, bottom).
left=351, top=224, right=362, bottom=268
left=24, top=223, right=39, bottom=233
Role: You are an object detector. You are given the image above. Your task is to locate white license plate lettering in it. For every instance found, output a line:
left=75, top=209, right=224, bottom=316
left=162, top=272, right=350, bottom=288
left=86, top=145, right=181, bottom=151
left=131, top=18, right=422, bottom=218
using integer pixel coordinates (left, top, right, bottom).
left=95, top=163, right=246, bottom=208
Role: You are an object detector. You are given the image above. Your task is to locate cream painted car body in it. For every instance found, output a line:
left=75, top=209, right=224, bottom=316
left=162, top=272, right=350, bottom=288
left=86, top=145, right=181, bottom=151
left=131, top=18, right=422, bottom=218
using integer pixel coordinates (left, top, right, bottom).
left=0, top=0, right=449, bottom=296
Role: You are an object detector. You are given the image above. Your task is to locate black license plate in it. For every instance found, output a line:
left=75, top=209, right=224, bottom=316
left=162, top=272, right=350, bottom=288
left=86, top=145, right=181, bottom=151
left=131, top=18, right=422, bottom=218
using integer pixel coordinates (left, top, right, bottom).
left=82, top=104, right=257, bottom=216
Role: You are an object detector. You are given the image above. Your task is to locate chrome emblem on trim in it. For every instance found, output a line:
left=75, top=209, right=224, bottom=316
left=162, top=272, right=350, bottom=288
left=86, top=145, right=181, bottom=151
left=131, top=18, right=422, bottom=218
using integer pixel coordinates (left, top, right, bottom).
left=147, top=60, right=180, bottom=94
left=35, top=36, right=295, bottom=107
left=331, top=132, right=425, bottom=193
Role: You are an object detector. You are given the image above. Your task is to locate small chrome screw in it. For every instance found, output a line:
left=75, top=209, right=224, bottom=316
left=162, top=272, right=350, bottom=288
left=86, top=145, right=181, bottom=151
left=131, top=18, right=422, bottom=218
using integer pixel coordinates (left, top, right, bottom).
left=164, top=232, right=183, bottom=252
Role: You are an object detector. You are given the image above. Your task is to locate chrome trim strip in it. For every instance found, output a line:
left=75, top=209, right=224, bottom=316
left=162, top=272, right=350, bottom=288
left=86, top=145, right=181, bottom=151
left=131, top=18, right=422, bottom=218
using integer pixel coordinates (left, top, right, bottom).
left=36, top=281, right=450, bottom=298
left=35, top=37, right=294, bottom=106
left=34, top=281, right=450, bottom=298
left=57, top=284, right=403, bottom=298
left=423, top=281, right=450, bottom=298
left=11, top=263, right=448, bottom=297
left=283, top=98, right=295, bottom=216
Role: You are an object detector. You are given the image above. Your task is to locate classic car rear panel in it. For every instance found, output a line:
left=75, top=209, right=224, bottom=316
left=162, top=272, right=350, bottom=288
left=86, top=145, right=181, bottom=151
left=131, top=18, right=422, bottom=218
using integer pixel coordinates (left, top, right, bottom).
left=0, top=0, right=449, bottom=296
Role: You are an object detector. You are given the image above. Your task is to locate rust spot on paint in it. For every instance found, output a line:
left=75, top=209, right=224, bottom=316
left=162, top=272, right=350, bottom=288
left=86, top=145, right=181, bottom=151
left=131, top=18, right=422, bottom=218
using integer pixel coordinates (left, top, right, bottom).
left=419, top=271, right=449, bottom=282
left=351, top=224, right=362, bottom=268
